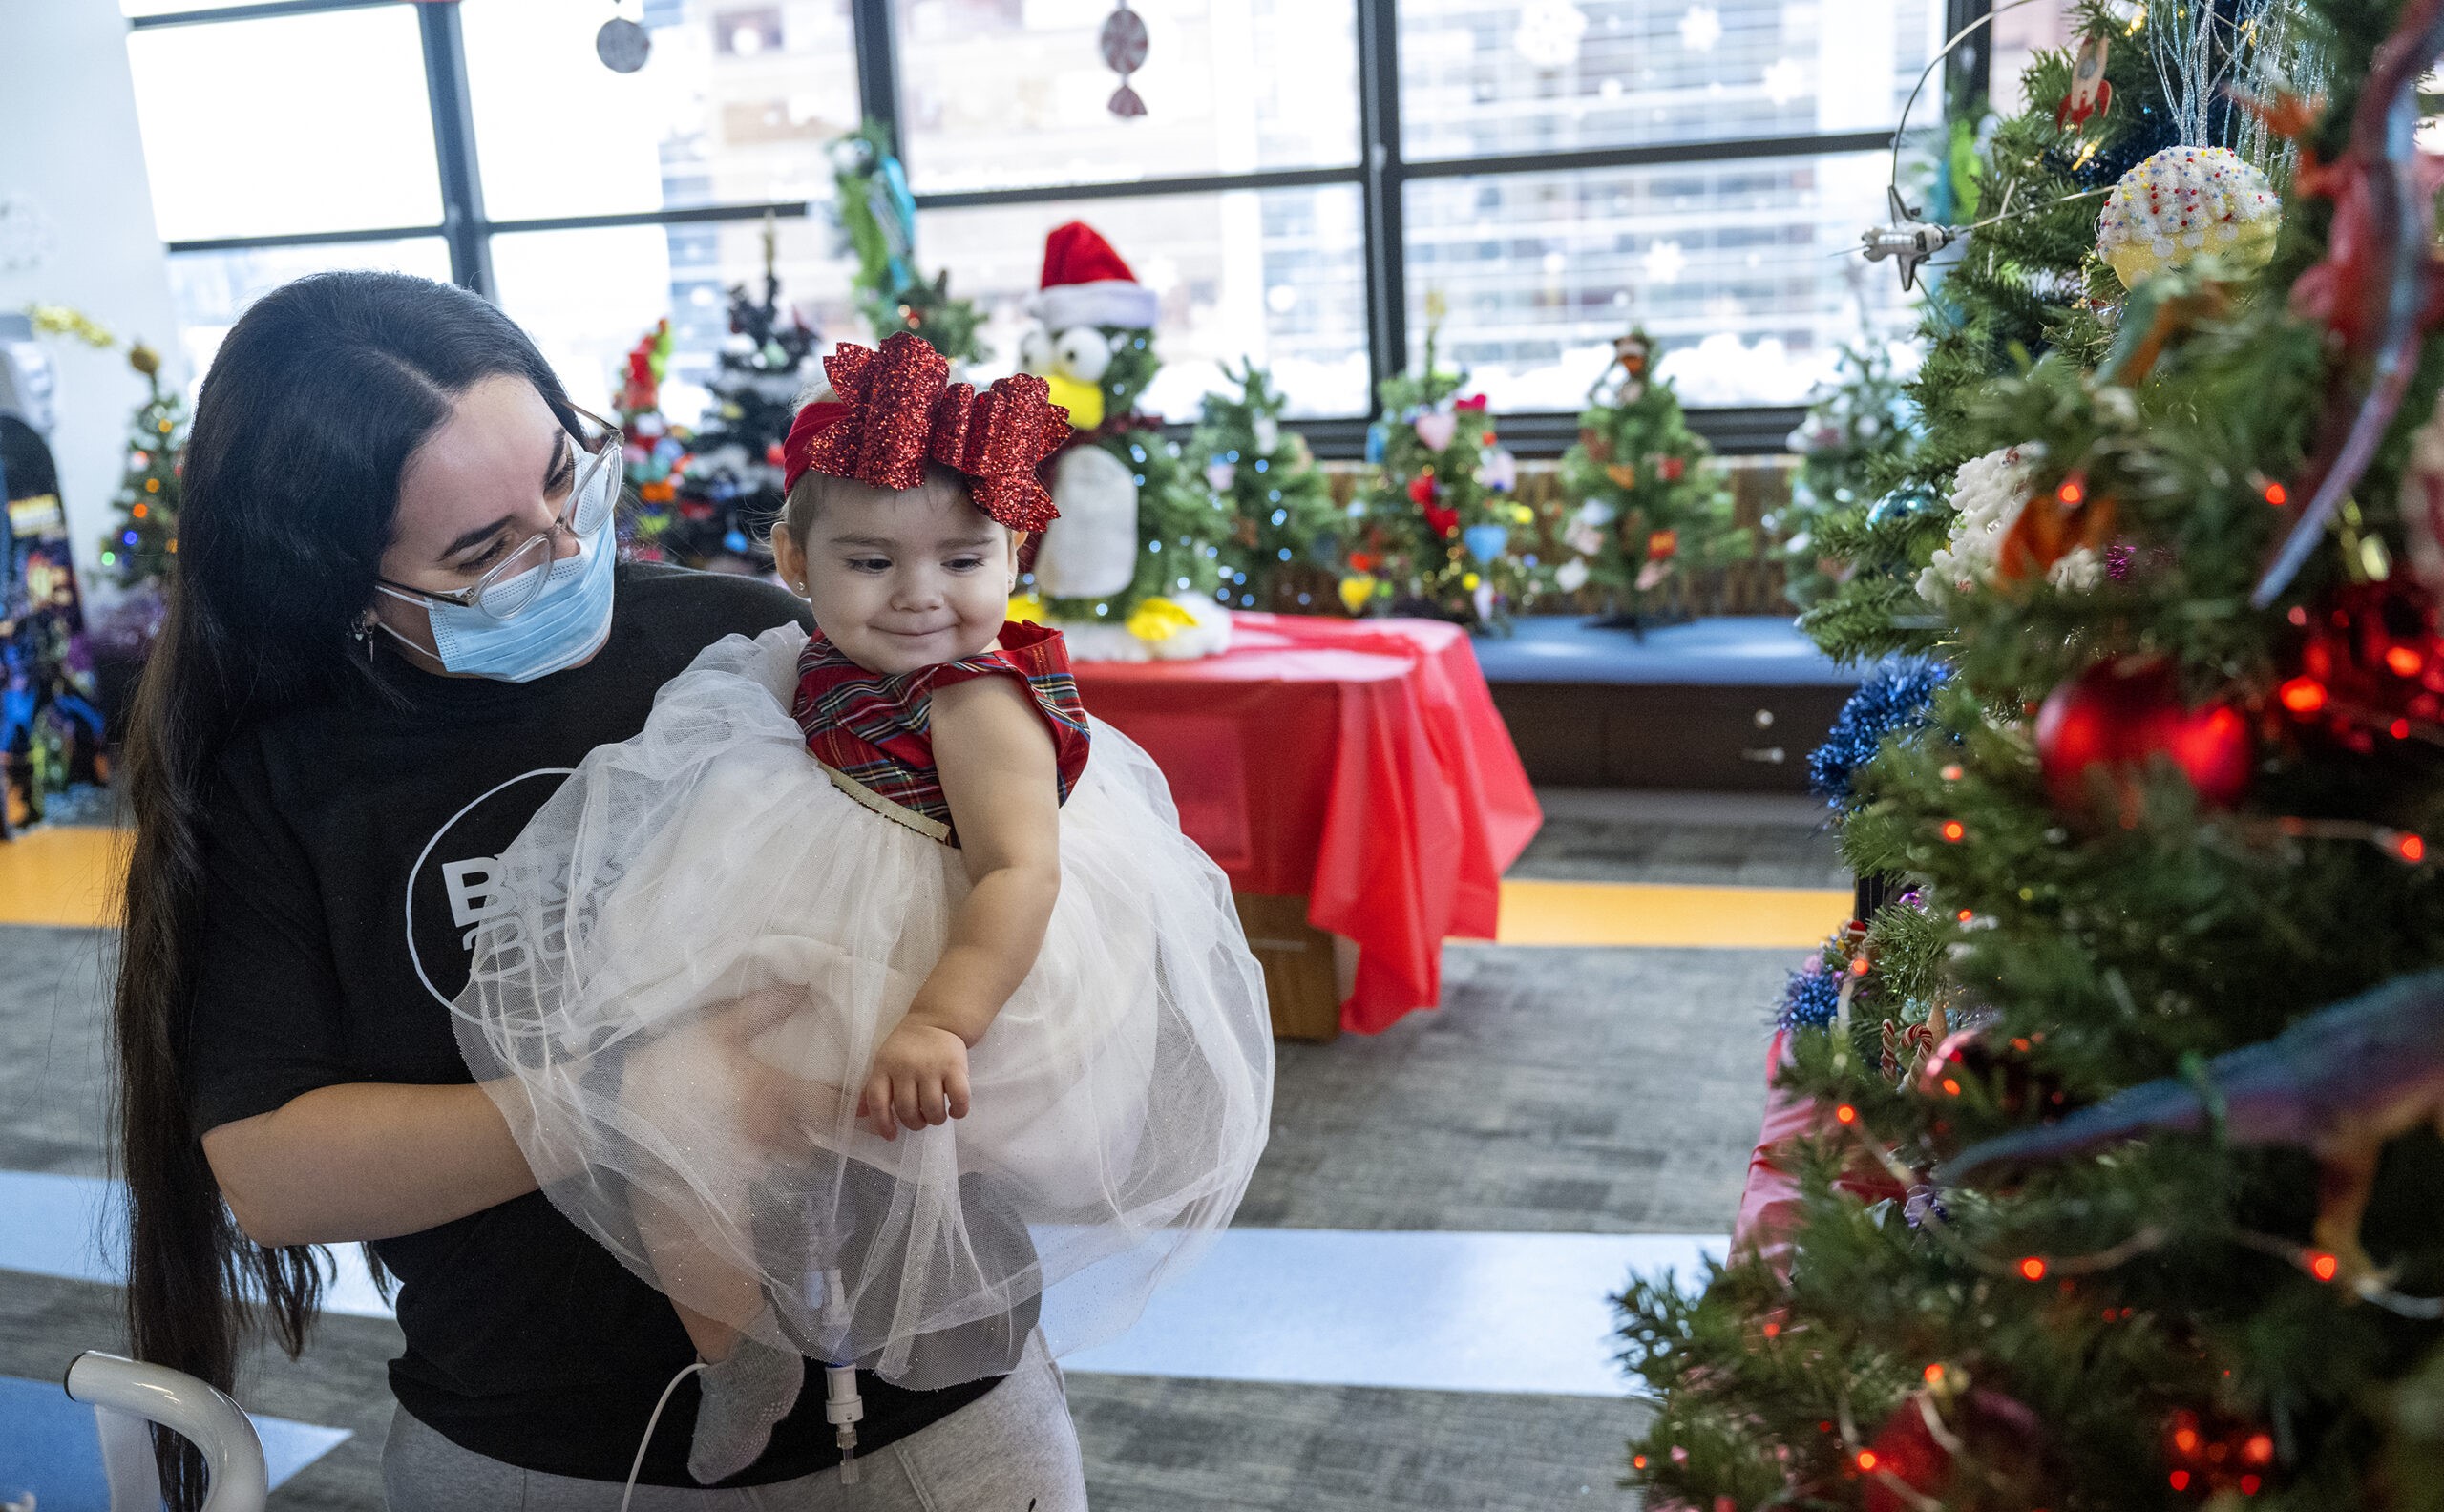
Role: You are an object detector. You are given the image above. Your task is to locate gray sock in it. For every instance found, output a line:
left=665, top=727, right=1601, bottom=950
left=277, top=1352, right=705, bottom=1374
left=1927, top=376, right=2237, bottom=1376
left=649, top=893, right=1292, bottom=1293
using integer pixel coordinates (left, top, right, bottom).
left=687, top=1332, right=806, bottom=1485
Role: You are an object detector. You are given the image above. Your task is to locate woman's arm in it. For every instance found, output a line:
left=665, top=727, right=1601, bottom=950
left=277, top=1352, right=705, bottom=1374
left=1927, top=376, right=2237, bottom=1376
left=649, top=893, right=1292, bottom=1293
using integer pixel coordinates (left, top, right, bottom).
left=201, top=1081, right=539, bottom=1249
left=856, top=673, right=1061, bottom=1137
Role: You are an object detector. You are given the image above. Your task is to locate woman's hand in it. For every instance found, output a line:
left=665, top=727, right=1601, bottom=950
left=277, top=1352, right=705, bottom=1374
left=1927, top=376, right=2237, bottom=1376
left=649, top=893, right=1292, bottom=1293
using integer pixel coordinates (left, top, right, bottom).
left=621, top=987, right=852, bottom=1156
left=857, top=1017, right=973, bottom=1140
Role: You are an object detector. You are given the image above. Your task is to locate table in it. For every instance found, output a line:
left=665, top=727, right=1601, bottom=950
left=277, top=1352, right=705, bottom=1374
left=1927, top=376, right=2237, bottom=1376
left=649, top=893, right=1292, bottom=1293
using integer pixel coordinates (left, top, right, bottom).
left=1073, top=613, right=1541, bottom=1036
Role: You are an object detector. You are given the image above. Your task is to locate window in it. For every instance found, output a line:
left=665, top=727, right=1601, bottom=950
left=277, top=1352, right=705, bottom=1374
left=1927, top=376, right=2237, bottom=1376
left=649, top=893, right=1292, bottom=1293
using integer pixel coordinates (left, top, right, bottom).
left=458, top=0, right=861, bottom=220
left=490, top=219, right=860, bottom=419
left=130, top=0, right=1973, bottom=446
left=894, top=0, right=1361, bottom=193
left=1405, top=150, right=1911, bottom=407
left=167, top=240, right=455, bottom=382
left=919, top=185, right=1371, bottom=417
left=125, top=6, right=443, bottom=242
left=1400, top=0, right=1942, bottom=160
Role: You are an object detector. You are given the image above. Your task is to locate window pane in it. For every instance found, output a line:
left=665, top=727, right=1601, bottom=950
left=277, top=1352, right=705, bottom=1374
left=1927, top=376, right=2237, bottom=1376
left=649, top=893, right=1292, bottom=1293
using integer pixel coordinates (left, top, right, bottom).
left=167, top=240, right=454, bottom=388
left=460, top=0, right=860, bottom=221
left=121, top=0, right=330, bottom=14
left=918, top=186, right=1369, bottom=417
left=1990, top=0, right=2075, bottom=112
left=126, top=9, right=443, bottom=242
left=1400, top=0, right=1945, bottom=162
left=1404, top=152, right=1912, bottom=409
left=895, top=0, right=1359, bottom=194
left=490, top=220, right=861, bottom=424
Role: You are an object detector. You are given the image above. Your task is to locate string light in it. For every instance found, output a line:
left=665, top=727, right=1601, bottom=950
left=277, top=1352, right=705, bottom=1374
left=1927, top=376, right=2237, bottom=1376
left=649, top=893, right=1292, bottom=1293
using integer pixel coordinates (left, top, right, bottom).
left=2018, top=1256, right=2049, bottom=1281
left=2277, top=677, right=2328, bottom=714
left=2308, top=1250, right=2341, bottom=1282
left=2385, top=645, right=2424, bottom=676
left=2171, top=1470, right=2192, bottom=1491
left=1940, top=820, right=1967, bottom=843
left=1834, top=1103, right=1859, bottom=1125
left=2263, top=481, right=2287, bottom=506
left=2057, top=478, right=2085, bottom=506
left=1856, top=1450, right=1880, bottom=1472
left=1922, top=1362, right=1946, bottom=1384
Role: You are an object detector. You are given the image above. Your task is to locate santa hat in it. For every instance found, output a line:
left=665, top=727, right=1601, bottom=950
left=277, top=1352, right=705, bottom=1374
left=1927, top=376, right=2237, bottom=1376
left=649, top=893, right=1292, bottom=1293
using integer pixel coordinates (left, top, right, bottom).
left=1032, top=220, right=1160, bottom=331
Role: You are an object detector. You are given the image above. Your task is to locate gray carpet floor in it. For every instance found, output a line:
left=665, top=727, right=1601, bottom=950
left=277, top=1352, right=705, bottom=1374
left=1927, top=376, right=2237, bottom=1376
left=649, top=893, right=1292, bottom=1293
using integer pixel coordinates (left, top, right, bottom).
left=0, top=788, right=1829, bottom=1509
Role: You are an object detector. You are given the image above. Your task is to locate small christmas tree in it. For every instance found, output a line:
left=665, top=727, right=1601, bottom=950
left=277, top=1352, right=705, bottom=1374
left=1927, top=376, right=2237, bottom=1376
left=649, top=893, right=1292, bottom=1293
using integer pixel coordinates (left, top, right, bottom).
left=830, top=122, right=987, bottom=364
left=614, top=319, right=689, bottom=565
left=1349, top=310, right=1542, bottom=628
left=96, top=342, right=184, bottom=589
left=1193, top=361, right=1339, bottom=613
left=1773, top=340, right=1917, bottom=611
left=1555, top=329, right=1744, bottom=628
left=669, top=218, right=819, bottom=573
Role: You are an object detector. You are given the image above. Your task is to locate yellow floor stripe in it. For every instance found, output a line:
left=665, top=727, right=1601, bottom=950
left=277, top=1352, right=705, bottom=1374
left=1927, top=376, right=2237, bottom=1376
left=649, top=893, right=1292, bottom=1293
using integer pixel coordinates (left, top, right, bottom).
left=1494, top=878, right=1850, bottom=949
left=0, top=826, right=124, bottom=929
left=0, top=827, right=1847, bottom=952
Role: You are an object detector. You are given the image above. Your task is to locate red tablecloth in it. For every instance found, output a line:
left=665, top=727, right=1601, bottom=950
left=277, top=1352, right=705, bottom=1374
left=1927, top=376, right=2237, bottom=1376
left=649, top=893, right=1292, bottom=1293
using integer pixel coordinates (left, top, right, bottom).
left=1073, top=613, right=1541, bottom=1033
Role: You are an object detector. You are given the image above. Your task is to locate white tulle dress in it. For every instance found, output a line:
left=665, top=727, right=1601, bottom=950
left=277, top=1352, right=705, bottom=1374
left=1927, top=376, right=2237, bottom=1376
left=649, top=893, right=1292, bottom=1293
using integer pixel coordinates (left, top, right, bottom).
left=452, top=620, right=1273, bottom=1389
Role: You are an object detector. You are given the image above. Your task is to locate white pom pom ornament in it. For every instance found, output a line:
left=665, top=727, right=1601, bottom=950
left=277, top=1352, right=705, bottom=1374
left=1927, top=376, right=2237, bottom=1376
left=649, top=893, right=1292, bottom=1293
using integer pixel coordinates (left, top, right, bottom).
left=2096, top=145, right=2280, bottom=290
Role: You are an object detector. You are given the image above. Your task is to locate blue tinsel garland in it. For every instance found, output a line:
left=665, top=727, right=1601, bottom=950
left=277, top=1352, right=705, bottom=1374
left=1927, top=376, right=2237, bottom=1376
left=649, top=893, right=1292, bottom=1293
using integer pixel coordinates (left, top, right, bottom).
left=1807, top=656, right=1949, bottom=809
left=1777, top=963, right=1844, bottom=1033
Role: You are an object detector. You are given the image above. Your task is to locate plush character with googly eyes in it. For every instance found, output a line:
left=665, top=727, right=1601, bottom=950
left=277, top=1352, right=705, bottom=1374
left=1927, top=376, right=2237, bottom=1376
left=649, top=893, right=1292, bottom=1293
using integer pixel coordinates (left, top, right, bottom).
left=1014, top=221, right=1233, bottom=662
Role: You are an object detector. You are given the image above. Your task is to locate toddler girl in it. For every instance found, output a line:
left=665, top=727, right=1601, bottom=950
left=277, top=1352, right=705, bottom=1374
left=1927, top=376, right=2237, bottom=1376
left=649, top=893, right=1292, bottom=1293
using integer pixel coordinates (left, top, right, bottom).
left=453, top=334, right=1273, bottom=1484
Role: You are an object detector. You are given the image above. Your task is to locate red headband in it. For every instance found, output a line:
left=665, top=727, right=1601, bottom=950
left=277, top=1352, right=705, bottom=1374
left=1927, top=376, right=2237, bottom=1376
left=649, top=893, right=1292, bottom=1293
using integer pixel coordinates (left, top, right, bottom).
left=782, top=332, right=1071, bottom=533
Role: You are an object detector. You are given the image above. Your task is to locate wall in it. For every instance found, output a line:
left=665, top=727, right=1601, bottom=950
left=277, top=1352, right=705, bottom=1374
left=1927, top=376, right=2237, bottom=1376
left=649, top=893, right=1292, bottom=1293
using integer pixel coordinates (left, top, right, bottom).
left=0, top=0, right=181, bottom=593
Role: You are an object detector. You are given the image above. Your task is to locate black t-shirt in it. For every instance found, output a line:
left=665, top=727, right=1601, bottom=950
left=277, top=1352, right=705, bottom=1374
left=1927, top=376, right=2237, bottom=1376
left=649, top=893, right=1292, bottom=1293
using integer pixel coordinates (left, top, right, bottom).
left=181, top=563, right=998, bottom=1484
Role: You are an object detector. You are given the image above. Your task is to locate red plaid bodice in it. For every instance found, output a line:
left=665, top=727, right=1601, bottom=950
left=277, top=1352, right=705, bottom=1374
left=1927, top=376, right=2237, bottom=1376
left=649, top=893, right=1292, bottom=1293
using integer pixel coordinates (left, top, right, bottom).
left=790, top=620, right=1092, bottom=848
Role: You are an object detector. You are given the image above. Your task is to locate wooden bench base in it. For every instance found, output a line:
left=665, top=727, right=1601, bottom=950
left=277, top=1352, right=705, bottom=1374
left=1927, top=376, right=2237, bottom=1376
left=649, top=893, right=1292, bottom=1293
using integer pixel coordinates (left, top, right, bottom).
left=1233, top=892, right=1353, bottom=1042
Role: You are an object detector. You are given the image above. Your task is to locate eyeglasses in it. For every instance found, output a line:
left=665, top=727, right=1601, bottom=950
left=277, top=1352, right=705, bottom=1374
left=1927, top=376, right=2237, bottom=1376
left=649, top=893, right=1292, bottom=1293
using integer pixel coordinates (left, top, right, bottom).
left=379, top=405, right=624, bottom=622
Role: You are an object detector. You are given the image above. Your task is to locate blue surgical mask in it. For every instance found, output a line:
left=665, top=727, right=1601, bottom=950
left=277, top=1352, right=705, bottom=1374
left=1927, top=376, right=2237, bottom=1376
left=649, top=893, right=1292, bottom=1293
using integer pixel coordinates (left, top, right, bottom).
left=379, top=523, right=617, bottom=682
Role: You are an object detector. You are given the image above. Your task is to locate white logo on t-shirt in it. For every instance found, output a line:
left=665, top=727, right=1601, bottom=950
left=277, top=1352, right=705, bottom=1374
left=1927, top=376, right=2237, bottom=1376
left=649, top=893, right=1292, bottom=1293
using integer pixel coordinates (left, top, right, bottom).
left=405, top=768, right=573, bottom=1008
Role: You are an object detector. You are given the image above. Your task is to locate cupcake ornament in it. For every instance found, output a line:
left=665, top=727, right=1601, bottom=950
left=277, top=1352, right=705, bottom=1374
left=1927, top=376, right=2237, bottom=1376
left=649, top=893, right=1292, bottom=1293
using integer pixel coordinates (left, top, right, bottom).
left=2096, top=145, right=2280, bottom=290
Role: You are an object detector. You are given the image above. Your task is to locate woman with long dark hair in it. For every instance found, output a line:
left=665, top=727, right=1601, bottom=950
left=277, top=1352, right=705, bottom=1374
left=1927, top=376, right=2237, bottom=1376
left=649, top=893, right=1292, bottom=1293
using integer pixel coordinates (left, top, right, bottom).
left=111, top=270, right=1088, bottom=1510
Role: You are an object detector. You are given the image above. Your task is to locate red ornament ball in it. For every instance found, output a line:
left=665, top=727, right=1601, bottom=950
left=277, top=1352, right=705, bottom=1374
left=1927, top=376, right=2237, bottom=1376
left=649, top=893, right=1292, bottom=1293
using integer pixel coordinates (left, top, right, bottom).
left=1860, top=1396, right=1951, bottom=1512
left=2035, top=656, right=2254, bottom=819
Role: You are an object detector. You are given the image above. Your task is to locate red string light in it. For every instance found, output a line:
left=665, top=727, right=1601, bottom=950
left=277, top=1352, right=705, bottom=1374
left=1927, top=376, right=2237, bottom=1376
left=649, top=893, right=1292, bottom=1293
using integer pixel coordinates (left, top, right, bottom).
left=2058, top=479, right=2085, bottom=505
left=1856, top=1450, right=1880, bottom=1472
left=1940, top=820, right=1967, bottom=843
left=1834, top=1103, right=1860, bottom=1124
left=2263, top=481, right=2287, bottom=506
left=2401, top=834, right=2429, bottom=863
left=2171, top=1470, right=2192, bottom=1491
left=2018, top=1256, right=2048, bottom=1281
left=2277, top=677, right=2328, bottom=714
left=2308, top=1251, right=2341, bottom=1282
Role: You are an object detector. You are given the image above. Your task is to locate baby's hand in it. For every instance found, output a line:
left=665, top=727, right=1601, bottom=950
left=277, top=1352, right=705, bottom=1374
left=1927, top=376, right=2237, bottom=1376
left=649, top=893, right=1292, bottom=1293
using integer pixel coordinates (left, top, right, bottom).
left=857, top=1018, right=972, bottom=1141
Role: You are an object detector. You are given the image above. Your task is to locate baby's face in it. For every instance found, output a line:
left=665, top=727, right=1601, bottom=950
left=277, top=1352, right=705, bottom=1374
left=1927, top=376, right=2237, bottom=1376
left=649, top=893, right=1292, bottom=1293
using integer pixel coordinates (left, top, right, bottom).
left=793, top=475, right=1017, bottom=676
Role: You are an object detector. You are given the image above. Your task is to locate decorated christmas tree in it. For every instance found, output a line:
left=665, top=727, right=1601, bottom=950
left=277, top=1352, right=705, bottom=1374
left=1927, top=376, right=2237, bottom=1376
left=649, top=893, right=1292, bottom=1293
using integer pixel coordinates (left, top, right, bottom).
left=1192, top=361, right=1339, bottom=613
left=1773, top=339, right=1917, bottom=612
left=614, top=319, right=689, bottom=565
left=1613, top=5, right=2444, bottom=1508
left=1348, top=307, right=1543, bottom=627
left=830, top=121, right=987, bottom=364
left=1795, top=6, right=2184, bottom=665
left=1555, top=329, right=1744, bottom=626
left=1014, top=221, right=1234, bottom=660
left=96, top=342, right=183, bottom=589
left=668, top=218, right=820, bottom=573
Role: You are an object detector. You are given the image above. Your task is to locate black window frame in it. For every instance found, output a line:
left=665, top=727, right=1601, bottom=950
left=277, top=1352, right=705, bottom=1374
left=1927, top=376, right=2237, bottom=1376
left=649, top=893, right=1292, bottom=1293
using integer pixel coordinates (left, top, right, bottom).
left=133, top=0, right=1991, bottom=456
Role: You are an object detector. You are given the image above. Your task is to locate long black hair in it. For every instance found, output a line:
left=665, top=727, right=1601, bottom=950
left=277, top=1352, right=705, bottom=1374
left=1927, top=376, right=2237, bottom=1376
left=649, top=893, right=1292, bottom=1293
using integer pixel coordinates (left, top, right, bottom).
left=110, top=271, right=577, bottom=1509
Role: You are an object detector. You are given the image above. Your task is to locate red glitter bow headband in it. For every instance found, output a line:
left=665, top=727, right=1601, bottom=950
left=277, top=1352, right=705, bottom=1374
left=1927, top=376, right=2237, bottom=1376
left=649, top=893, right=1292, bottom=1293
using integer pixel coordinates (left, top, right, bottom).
left=782, top=332, right=1071, bottom=533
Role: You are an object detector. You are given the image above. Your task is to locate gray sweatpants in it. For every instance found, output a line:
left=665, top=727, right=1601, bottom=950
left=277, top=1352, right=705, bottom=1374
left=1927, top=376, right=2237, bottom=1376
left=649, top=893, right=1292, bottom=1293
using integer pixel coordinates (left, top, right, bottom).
left=381, top=1330, right=1088, bottom=1510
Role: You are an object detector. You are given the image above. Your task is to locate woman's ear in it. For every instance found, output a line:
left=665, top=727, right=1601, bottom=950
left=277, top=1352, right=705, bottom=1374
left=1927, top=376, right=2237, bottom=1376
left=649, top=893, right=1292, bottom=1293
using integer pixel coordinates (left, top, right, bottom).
left=771, top=523, right=808, bottom=598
